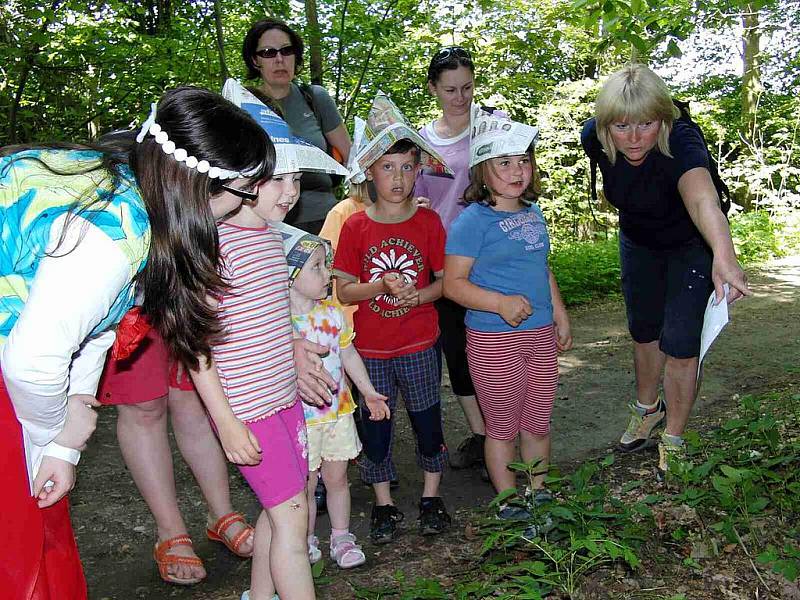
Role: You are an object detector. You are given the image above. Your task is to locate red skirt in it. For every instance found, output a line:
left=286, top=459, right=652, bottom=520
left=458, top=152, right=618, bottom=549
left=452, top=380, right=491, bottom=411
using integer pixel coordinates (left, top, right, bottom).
left=0, top=368, right=87, bottom=600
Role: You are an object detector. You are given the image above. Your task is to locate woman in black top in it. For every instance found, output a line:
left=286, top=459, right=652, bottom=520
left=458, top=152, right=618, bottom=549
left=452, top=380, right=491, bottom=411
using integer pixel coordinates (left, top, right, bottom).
left=581, top=64, right=749, bottom=471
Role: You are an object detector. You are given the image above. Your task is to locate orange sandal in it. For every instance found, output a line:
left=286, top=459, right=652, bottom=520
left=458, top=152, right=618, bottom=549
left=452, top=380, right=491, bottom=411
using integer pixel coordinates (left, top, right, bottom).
left=206, top=512, right=255, bottom=558
left=153, top=535, right=205, bottom=585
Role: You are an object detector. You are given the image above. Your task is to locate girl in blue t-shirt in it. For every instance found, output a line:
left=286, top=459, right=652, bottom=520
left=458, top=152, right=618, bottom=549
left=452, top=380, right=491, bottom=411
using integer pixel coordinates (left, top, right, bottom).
left=444, top=138, right=572, bottom=512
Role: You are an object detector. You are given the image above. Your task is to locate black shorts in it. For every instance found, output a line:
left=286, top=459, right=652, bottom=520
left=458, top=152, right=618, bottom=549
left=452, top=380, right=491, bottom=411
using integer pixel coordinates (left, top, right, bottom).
left=435, top=297, right=476, bottom=397
left=619, top=232, right=714, bottom=359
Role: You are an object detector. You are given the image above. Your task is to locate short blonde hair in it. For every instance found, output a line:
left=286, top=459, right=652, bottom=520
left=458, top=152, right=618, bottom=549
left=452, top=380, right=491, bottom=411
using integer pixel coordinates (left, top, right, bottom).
left=595, top=64, right=680, bottom=165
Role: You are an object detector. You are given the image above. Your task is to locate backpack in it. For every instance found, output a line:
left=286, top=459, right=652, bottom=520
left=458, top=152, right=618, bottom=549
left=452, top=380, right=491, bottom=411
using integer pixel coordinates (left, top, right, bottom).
left=298, top=82, right=346, bottom=189
left=590, top=98, right=731, bottom=215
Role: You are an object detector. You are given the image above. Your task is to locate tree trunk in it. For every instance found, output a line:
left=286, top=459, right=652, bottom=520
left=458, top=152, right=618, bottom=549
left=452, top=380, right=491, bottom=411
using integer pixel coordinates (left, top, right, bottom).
left=741, top=3, right=762, bottom=145
left=740, top=3, right=763, bottom=210
left=305, top=0, right=324, bottom=85
left=7, top=0, right=64, bottom=144
left=212, top=0, right=229, bottom=84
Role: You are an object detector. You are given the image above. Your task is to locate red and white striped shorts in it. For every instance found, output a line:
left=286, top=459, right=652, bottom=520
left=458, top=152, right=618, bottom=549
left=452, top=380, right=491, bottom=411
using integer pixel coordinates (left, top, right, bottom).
left=466, top=324, right=559, bottom=439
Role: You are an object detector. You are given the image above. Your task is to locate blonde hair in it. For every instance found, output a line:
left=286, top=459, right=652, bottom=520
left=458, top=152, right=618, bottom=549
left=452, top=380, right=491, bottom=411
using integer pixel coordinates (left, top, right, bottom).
left=595, top=64, right=680, bottom=165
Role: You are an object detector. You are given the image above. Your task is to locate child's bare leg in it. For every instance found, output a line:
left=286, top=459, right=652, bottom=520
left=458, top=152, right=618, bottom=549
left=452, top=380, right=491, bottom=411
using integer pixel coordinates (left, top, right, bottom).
left=519, top=431, right=550, bottom=490
left=249, top=509, right=275, bottom=599
left=422, top=470, right=442, bottom=498
left=168, top=387, right=253, bottom=555
left=485, top=437, right=517, bottom=493
left=266, top=491, right=315, bottom=599
left=116, top=399, right=205, bottom=582
left=321, top=460, right=350, bottom=530
left=306, top=470, right=319, bottom=537
left=372, top=481, right=393, bottom=506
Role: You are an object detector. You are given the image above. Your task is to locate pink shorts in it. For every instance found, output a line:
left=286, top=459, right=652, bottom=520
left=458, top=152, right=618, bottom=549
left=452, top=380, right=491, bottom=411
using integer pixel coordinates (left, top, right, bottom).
left=237, top=401, right=309, bottom=509
left=97, top=328, right=194, bottom=405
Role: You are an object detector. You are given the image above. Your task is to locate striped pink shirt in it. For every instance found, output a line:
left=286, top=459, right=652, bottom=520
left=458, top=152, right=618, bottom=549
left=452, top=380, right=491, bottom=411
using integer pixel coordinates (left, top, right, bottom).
left=213, top=222, right=297, bottom=422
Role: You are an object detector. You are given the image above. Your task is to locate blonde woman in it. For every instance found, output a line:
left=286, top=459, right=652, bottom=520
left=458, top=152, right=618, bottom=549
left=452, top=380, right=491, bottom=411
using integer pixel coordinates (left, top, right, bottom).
left=581, top=64, right=750, bottom=470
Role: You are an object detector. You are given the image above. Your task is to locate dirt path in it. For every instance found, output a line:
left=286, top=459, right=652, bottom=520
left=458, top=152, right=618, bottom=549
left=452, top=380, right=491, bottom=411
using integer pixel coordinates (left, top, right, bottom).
left=75, top=256, right=800, bottom=599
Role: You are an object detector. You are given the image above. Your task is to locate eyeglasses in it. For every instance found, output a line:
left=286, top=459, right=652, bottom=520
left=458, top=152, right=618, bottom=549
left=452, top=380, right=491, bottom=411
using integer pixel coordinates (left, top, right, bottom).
left=255, top=45, right=296, bottom=59
left=433, top=47, right=472, bottom=63
left=221, top=184, right=258, bottom=201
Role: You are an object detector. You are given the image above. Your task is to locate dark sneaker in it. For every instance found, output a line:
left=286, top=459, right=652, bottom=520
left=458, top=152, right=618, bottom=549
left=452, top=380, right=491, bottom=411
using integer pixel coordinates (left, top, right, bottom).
left=314, top=477, right=327, bottom=516
left=618, top=398, right=666, bottom=452
left=449, top=434, right=485, bottom=469
left=370, top=504, right=404, bottom=544
left=418, top=497, right=451, bottom=535
left=498, top=489, right=554, bottom=538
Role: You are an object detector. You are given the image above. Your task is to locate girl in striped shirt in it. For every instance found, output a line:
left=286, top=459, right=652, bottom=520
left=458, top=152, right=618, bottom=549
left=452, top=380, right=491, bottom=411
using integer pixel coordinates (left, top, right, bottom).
left=190, top=169, right=316, bottom=600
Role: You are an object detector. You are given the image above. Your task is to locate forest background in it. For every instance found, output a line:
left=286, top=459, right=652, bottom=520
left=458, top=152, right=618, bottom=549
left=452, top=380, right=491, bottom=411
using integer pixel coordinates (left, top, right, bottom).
left=1, top=0, right=799, bottom=304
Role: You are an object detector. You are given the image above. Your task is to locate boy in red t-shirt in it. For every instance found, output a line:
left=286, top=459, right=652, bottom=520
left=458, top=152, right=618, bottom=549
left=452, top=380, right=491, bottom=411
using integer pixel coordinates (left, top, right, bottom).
left=333, top=138, right=450, bottom=544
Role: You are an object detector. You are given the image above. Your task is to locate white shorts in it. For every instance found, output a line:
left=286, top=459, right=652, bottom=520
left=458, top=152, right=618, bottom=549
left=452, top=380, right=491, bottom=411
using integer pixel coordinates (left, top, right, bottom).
left=307, top=413, right=362, bottom=472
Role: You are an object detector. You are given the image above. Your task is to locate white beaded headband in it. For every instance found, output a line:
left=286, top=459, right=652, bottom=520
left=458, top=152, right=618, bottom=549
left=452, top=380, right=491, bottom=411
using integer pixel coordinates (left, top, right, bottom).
left=136, top=102, right=260, bottom=180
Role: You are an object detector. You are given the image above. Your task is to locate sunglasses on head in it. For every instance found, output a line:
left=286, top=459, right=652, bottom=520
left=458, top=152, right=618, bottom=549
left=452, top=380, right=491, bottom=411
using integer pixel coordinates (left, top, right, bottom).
left=221, top=184, right=258, bottom=201
left=434, top=46, right=472, bottom=62
left=255, top=45, right=296, bottom=59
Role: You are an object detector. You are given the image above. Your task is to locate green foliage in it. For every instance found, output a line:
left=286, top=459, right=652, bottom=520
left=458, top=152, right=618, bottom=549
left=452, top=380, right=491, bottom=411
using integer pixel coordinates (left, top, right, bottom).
left=729, top=210, right=785, bottom=265
left=549, top=237, right=620, bottom=306
left=354, top=389, right=800, bottom=598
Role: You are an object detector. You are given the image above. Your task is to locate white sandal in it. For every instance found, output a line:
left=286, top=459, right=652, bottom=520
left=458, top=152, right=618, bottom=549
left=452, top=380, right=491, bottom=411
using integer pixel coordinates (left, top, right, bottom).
left=308, top=535, right=322, bottom=564
left=330, top=532, right=366, bottom=569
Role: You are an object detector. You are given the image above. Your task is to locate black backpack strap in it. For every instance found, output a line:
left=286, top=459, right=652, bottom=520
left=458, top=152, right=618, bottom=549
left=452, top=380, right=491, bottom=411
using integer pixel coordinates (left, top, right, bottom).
left=590, top=156, right=598, bottom=203
left=672, top=98, right=731, bottom=215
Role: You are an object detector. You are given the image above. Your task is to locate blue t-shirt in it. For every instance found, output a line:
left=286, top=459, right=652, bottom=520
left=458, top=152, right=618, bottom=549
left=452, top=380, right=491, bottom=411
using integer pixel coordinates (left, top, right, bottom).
left=446, top=202, right=553, bottom=333
left=581, top=118, right=710, bottom=249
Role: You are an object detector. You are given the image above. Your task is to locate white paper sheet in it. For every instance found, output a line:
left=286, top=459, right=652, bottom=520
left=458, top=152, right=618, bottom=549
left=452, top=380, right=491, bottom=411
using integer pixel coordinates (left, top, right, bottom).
left=698, top=283, right=730, bottom=378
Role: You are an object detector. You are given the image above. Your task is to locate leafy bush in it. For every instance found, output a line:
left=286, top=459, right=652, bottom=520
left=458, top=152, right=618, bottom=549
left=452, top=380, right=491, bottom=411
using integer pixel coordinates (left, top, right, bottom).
left=729, top=210, right=784, bottom=265
left=549, top=236, right=621, bottom=307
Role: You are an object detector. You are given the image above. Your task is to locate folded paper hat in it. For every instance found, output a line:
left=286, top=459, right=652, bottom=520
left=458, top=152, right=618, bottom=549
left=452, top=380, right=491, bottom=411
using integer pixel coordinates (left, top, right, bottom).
left=348, top=91, right=453, bottom=184
left=469, top=107, right=539, bottom=169
left=223, top=79, right=348, bottom=177
left=275, top=221, right=331, bottom=287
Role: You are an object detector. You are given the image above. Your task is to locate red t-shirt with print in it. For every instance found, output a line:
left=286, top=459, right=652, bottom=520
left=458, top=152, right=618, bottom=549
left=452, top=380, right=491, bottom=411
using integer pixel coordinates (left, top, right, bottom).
left=333, top=207, right=445, bottom=359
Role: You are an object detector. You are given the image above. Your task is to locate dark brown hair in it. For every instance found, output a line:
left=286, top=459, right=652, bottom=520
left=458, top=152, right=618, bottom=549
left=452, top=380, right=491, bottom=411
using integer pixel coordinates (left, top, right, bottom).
left=427, top=46, right=475, bottom=84
left=242, top=18, right=304, bottom=80
left=132, top=87, right=275, bottom=369
left=384, top=138, right=420, bottom=160
left=463, top=150, right=541, bottom=207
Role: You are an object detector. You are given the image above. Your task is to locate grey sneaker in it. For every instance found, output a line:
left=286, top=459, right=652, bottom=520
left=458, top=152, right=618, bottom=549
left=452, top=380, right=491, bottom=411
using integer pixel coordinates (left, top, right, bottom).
left=449, top=433, right=485, bottom=469
left=497, top=489, right=554, bottom=538
left=618, top=398, right=666, bottom=452
left=658, top=433, right=686, bottom=473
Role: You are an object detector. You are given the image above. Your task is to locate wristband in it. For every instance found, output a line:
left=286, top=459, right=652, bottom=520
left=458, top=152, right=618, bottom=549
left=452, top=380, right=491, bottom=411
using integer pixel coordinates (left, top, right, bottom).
left=42, top=442, right=82, bottom=466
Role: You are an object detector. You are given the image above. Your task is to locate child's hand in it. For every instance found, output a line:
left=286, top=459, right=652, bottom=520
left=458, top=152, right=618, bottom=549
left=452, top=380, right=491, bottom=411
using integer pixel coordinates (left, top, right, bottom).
left=553, top=309, right=573, bottom=351
left=32, top=456, right=75, bottom=508
left=414, top=196, right=432, bottom=209
left=362, top=391, right=390, bottom=421
left=382, top=272, right=408, bottom=296
left=217, top=416, right=262, bottom=465
left=498, top=294, right=532, bottom=327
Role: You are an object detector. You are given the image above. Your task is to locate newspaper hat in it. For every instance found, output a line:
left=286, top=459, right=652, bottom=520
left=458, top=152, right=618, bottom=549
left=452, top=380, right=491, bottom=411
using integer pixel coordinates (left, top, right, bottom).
left=348, top=91, right=453, bottom=184
left=222, top=79, right=348, bottom=177
left=275, top=221, right=331, bottom=287
left=469, top=108, right=539, bottom=169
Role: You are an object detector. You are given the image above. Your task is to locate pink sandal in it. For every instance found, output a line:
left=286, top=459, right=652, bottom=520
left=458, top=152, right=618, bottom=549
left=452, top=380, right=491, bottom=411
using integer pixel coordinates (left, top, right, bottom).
left=330, top=532, right=366, bottom=569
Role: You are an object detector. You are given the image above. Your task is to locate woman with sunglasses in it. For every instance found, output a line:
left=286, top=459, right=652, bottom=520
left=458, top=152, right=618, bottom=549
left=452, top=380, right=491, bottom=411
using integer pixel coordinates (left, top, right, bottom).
left=242, top=18, right=351, bottom=235
left=581, top=64, right=750, bottom=472
left=415, top=46, right=495, bottom=474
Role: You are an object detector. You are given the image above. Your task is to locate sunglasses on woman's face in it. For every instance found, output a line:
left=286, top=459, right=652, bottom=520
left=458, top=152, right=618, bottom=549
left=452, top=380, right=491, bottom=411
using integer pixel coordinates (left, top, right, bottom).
left=221, top=184, right=258, bottom=201
left=434, top=47, right=472, bottom=62
left=255, top=45, right=296, bottom=59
